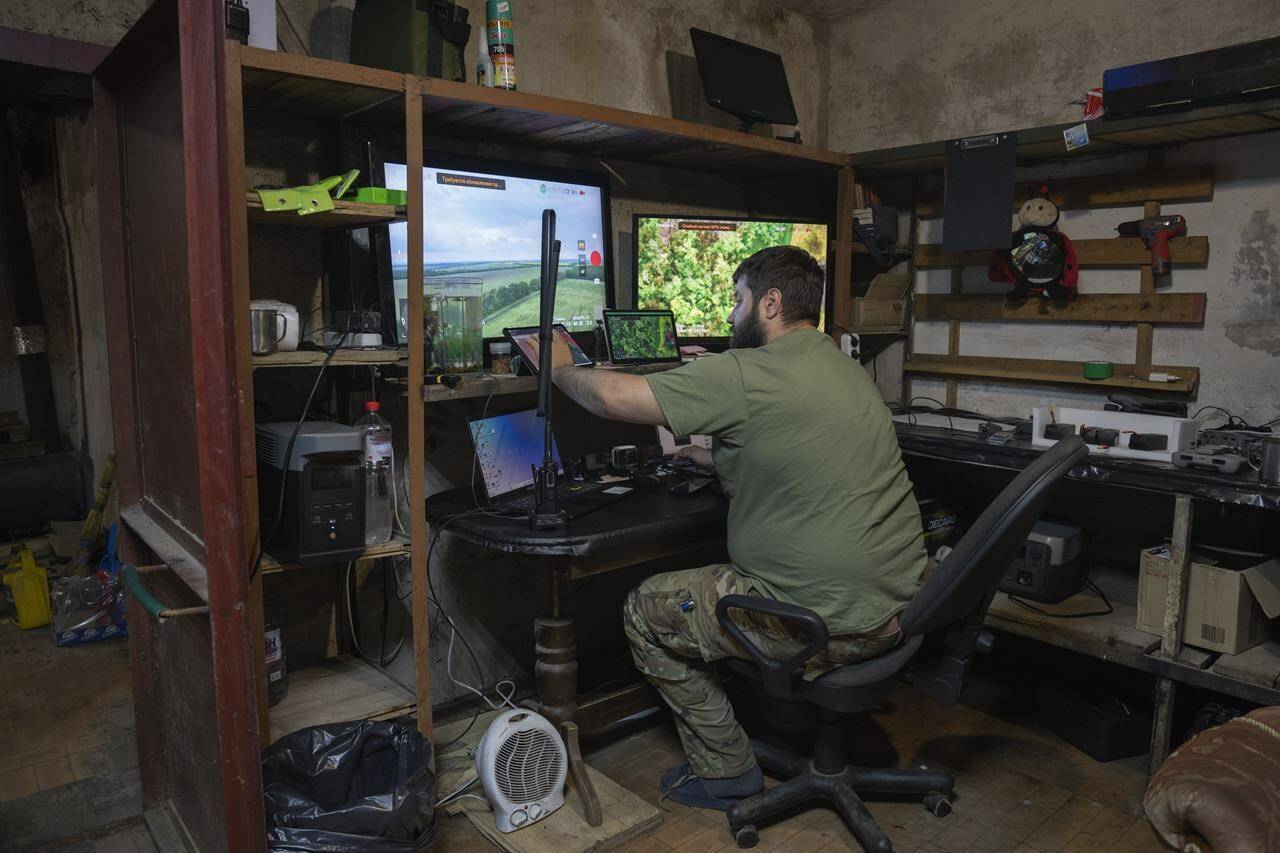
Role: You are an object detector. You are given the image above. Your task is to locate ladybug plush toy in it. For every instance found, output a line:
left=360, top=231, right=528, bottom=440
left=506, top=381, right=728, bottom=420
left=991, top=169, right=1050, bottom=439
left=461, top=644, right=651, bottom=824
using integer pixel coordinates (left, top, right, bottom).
left=988, top=187, right=1078, bottom=306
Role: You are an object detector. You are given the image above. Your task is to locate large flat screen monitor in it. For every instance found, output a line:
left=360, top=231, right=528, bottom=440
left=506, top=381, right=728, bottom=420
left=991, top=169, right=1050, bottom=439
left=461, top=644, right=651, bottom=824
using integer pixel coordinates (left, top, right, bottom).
left=383, top=156, right=612, bottom=342
left=632, top=215, right=829, bottom=339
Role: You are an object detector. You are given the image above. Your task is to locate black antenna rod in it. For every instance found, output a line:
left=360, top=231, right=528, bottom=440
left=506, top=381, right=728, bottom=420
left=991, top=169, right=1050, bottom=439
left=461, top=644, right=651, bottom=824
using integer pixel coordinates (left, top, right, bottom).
left=530, top=208, right=565, bottom=529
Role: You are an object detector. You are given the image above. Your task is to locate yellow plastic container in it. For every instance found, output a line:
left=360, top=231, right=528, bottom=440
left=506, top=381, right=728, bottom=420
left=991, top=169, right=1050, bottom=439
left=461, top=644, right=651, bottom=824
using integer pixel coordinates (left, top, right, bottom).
left=3, top=548, right=51, bottom=629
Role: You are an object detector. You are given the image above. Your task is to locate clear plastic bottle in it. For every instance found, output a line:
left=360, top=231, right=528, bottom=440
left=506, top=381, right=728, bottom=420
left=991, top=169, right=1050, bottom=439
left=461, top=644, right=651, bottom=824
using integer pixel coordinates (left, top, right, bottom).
left=355, top=401, right=394, bottom=545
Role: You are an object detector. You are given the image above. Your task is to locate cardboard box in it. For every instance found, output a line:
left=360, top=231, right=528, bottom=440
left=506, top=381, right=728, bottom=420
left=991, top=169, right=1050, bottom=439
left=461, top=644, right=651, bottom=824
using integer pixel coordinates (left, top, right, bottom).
left=850, top=273, right=910, bottom=329
left=1137, top=545, right=1280, bottom=654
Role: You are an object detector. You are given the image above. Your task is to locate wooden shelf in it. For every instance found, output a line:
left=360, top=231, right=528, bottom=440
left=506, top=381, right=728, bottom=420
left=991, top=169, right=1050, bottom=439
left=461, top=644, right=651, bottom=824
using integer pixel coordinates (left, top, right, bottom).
left=914, top=236, right=1209, bottom=269
left=267, top=656, right=415, bottom=742
left=845, top=325, right=907, bottom=336
left=246, top=192, right=405, bottom=229
left=903, top=353, right=1199, bottom=394
left=852, top=96, right=1280, bottom=175
left=261, top=537, right=410, bottom=575
left=914, top=293, right=1207, bottom=325
left=914, top=165, right=1215, bottom=218
left=416, top=372, right=535, bottom=402
left=252, top=348, right=407, bottom=368
left=986, top=566, right=1280, bottom=707
left=234, top=44, right=848, bottom=180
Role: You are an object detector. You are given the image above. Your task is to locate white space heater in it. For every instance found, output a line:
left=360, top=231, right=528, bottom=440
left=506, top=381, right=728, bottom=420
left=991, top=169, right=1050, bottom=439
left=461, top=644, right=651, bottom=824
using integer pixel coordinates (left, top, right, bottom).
left=474, top=709, right=567, bottom=832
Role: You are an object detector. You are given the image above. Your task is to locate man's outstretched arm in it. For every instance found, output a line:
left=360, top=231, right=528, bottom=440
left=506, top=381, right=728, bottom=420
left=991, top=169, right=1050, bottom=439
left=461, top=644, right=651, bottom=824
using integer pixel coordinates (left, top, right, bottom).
left=550, top=343, right=666, bottom=425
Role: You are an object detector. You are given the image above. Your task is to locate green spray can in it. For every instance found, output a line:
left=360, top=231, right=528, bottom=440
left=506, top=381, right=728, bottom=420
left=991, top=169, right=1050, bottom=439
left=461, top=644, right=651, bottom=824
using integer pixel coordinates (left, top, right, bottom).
left=486, top=0, right=517, bottom=90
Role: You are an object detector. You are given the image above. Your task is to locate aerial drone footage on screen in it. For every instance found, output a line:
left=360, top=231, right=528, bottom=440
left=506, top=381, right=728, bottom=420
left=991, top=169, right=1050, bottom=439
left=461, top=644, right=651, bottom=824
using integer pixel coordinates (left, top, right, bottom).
left=634, top=216, right=829, bottom=338
left=384, top=161, right=611, bottom=341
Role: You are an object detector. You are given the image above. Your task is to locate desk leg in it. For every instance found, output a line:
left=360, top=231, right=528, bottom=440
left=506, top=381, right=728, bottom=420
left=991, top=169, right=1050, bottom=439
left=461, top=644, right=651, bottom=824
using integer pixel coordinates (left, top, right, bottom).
left=533, top=616, right=579, bottom=729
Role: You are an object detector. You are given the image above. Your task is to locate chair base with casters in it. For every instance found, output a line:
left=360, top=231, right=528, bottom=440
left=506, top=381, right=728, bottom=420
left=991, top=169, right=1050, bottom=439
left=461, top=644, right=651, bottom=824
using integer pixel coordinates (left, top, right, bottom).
left=722, top=636, right=955, bottom=851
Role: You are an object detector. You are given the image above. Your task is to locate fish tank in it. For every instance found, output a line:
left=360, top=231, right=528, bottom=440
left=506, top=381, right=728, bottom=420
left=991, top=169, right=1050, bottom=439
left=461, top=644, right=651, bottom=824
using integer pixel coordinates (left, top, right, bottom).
left=426, top=278, right=484, bottom=372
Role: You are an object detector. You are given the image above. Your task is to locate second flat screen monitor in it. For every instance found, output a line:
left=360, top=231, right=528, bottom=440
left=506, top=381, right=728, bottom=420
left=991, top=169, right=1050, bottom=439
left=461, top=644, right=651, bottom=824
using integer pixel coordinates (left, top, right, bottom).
left=633, top=215, right=829, bottom=339
left=385, top=160, right=611, bottom=341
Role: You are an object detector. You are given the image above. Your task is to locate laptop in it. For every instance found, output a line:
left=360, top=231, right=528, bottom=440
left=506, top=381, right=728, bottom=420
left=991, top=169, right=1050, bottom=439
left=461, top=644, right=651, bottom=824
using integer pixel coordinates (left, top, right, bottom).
left=466, top=408, right=635, bottom=519
left=602, top=309, right=683, bottom=365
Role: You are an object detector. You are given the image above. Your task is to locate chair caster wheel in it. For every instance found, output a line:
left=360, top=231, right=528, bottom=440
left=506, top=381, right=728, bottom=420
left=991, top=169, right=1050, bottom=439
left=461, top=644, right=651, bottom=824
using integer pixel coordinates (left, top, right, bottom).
left=733, top=825, right=759, bottom=848
left=924, top=793, right=952, bottom=817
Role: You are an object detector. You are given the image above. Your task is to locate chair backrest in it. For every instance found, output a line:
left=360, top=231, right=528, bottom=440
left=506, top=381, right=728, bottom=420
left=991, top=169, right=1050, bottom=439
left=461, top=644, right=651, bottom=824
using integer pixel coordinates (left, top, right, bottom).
left=900, top=436, right=1087, bottom=638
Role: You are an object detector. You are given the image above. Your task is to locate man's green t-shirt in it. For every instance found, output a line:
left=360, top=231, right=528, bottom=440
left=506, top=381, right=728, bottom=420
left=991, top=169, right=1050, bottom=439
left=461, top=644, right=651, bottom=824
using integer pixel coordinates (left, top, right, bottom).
left=645, top=328, right=925, bottom=636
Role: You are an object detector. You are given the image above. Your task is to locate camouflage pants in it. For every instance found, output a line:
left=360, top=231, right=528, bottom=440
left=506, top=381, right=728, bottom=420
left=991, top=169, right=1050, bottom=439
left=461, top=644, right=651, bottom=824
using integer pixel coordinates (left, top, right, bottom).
left=622, top=563, right=900, bottom=779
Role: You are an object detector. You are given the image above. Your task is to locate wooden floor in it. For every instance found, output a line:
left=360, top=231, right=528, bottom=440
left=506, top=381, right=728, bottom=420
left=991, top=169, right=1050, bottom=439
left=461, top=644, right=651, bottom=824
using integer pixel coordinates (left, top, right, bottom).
left=436, top=682, right=1164, bottom=853
left=2, top=614, right=1166, bottom=852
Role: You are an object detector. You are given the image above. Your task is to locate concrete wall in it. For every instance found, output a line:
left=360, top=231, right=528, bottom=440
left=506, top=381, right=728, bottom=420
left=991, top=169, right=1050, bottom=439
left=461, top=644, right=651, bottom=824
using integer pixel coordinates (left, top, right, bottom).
left=827, top=1, right=1280, bottom=425
left=303, top=0, right=830, bottom=146
left=828, top=0, right=1280, bottom=153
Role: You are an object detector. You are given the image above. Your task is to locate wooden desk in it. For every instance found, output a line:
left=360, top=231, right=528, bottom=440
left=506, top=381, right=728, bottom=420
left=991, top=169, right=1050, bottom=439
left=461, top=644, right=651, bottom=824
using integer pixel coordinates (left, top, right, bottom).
left=426, top=484, right=728, bottom=735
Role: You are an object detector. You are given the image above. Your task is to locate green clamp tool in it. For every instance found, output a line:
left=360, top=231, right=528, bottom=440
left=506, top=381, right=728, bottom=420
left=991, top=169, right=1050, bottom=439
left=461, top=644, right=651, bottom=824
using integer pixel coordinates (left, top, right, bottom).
left=255, top=169, right=359, bottom=217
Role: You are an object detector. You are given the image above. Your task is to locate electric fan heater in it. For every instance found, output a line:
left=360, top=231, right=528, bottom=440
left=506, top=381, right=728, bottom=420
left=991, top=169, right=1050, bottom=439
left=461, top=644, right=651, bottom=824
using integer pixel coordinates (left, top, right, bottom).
left=474, top=709, right=567, bottom=832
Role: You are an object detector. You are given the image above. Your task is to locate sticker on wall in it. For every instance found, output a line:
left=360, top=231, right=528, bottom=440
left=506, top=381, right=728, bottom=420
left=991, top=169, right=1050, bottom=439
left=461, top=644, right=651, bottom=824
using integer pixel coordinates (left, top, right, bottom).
left=1063, top=123, right=1090, bottom=151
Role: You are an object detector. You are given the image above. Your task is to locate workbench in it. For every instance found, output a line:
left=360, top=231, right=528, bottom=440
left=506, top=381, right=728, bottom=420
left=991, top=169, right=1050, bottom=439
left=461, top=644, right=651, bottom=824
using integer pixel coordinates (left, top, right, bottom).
left=895, top=422, right=1280, bottom=772
left=426, top=484, right=728, bottom=736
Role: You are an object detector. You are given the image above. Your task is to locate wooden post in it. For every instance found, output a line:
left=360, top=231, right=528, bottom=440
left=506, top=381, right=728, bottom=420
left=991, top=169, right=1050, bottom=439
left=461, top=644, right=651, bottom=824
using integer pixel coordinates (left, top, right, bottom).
left=406, top=83, right=432, bottom=738
left=222, top=41, right=271, bottom=751
left=1149, top=677, right=1177, bottom=775
left=901, top=181, right=919, bottom=405
left=1150, top=493, right=1194, bottom=775
left=945, top=266, right=962, bottom=409
left=1134, top=200, right=1162, bottom=376
left=1160, top=494, right=1195, bottom=658
left=831, top=165, right=855, bottom=342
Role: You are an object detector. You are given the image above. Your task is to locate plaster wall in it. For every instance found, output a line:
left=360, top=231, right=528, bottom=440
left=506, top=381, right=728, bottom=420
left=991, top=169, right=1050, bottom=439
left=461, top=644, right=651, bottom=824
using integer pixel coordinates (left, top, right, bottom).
left=826, top=2, right=1280, bottom=423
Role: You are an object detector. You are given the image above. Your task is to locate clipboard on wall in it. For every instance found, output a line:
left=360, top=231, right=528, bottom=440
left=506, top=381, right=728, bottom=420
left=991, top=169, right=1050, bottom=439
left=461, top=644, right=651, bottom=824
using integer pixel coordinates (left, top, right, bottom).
left=942, top=132, right=1016, bottom=251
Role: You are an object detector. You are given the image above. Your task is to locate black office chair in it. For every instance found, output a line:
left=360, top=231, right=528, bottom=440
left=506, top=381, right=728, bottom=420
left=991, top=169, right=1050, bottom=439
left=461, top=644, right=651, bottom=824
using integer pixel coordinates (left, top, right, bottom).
left=715, top=436, right=1088, bottom=851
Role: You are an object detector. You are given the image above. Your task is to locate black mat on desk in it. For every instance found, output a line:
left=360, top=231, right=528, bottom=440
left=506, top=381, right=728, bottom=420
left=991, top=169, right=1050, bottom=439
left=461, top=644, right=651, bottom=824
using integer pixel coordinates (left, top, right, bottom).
left=426, top=484, right=727, bottom=556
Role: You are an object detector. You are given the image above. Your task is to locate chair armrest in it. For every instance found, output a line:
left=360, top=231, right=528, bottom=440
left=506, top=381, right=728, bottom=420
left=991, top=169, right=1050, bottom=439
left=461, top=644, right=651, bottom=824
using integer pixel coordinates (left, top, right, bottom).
left=715, top=594, right=829, bottom=699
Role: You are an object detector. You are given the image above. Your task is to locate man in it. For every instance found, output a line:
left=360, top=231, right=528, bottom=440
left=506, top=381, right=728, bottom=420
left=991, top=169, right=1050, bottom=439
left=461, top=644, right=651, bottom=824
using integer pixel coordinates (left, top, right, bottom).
left=549, top=246, right=925, bottom=809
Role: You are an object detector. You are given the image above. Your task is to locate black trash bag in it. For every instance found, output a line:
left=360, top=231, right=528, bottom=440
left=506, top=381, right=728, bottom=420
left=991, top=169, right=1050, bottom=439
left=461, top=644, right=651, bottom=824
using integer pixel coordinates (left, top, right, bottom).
left=263, top=719, right=437, bottom=852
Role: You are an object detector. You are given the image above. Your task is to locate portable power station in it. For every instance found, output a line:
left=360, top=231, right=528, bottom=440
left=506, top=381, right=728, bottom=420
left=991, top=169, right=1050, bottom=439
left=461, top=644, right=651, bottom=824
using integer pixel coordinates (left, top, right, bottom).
left=999, top=520, right=1084, bottom=603
left=256, top=422, right=366, bottom=567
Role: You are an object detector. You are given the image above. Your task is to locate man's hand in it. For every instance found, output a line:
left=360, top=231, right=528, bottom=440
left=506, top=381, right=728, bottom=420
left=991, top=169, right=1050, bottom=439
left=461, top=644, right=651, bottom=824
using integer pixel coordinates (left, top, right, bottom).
left=674, top=445, right=713, bottom=470
left=548, top=334, right=576, bottom=372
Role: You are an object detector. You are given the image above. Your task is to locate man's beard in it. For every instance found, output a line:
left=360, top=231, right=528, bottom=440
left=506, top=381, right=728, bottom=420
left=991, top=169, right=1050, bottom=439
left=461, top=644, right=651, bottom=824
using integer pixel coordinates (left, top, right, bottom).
left=730, top=308, right=766, bottom=349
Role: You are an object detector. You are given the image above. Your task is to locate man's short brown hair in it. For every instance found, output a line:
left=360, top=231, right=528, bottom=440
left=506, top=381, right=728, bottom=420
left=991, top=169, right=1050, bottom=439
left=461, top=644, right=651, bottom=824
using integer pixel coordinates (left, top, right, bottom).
left=732, top=245, right=824, bottom=326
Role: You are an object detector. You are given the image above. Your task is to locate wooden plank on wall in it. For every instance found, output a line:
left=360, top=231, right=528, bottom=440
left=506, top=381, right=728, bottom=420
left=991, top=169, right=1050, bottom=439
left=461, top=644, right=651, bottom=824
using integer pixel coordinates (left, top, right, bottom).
left=914, top=236, right=1208, bottom=268
left=914, top=165, right=1214, bottom=217
left=903, top=353, right=1199, bottom=394
left=914, top=292, right=1207, bottom=325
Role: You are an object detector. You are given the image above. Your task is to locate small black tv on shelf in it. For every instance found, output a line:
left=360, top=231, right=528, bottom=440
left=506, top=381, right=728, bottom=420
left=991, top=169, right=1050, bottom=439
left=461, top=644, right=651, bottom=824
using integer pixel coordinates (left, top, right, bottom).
left=689, top=28, right=798, bottom=132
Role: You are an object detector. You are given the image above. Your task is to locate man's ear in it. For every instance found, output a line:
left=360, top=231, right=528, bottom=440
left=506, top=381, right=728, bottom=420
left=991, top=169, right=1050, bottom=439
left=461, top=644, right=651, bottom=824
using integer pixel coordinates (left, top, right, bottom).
left=763, top=288, right=784, bottom=320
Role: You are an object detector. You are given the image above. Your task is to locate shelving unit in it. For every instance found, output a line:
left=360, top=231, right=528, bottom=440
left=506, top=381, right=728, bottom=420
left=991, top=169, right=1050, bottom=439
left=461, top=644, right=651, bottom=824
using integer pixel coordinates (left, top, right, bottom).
left=227, top=40, right=853, bottom=752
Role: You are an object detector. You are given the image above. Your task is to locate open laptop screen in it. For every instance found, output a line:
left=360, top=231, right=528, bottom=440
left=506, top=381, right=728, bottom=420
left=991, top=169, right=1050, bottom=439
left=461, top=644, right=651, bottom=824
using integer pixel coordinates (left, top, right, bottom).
left=467, top=408, right=563, bottom=500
